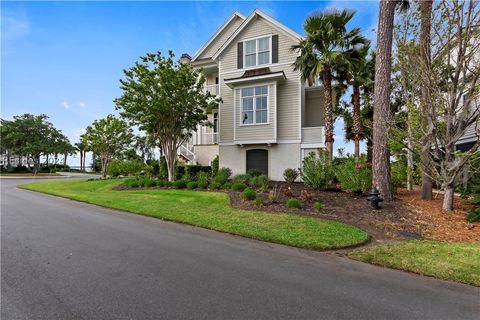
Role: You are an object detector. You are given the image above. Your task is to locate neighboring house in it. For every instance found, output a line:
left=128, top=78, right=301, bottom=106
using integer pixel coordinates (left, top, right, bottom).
left=455, top=94, right=479, bottom=152
left=183, top=9, right=325, bottom=181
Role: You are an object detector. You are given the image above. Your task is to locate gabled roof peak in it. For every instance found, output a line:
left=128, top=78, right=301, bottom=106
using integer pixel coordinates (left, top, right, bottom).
left=191, top=11, right=246, bottom=62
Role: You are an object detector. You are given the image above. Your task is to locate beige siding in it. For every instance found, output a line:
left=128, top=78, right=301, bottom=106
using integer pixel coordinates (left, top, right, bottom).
left=218, top=15, right=301, bottom=143
left=197, top=17, right=244, bottom=60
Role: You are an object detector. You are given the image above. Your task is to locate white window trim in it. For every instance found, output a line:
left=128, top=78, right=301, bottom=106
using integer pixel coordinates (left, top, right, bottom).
left=243, top=34, right=272, bottom=68
left=240, top=85, right=269, bottom=126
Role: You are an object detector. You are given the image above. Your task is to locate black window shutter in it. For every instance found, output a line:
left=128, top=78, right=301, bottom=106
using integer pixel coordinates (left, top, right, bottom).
left=272, top=35, right=279, bottom=63
left=237, top=42, right=243, bottom=69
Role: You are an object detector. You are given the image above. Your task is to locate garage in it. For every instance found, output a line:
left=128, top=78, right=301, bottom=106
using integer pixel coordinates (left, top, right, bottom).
left=246, top=149, right=268, bottom=175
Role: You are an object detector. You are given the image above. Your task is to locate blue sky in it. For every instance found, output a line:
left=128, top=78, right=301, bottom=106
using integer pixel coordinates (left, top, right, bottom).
left=2, top=1, right=379, bottom=165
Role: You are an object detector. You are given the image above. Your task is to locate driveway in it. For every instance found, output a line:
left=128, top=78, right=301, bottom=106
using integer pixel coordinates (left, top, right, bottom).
left=1, top=178, right=479, bottom=320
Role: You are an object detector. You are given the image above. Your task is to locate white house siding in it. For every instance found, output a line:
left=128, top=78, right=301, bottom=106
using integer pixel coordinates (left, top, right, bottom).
left=219, top=143, right=301, bottom=181
left=304, top=90, right=324, bottom=127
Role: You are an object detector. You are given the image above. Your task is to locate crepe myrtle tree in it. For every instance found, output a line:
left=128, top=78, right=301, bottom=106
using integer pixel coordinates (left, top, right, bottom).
left=115, top=51, right=221, bottom=181
left=82, top=115, right=133, bottom=178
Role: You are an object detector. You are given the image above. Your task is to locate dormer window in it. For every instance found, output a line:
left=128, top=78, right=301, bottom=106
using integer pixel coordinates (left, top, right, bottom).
left=244, top=36, right=271, bottom=68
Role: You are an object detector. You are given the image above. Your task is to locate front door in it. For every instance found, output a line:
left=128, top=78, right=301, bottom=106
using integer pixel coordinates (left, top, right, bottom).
left=246, top=149, right=268, bottom=175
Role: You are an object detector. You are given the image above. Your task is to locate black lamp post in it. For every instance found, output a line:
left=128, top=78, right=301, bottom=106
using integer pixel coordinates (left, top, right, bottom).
left=367, top=186, right=383, bottom=209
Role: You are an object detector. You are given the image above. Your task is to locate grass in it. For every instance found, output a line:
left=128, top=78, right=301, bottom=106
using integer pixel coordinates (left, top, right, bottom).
left=19, top=179, right=368, bottom=250
left=1, top=172, right=63, bottom=176
left=349, top=240, right=480, bottom=286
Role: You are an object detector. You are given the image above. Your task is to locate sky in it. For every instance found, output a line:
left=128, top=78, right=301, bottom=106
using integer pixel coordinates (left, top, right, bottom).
left=1, top=1, right=380, bottom=166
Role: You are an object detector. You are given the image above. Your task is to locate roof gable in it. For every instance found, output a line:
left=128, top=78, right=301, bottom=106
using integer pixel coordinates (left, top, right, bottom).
left=192, top=12, right=246, bottom=62
left=212, top=9, right=304, bottom=61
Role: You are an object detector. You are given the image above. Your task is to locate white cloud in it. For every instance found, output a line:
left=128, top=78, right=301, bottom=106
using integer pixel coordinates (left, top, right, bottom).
left=62, top=101, right=70, bottom=109
left=78, top=102, right=86, bottom=108
left=2, top=12, right=30, bottom=40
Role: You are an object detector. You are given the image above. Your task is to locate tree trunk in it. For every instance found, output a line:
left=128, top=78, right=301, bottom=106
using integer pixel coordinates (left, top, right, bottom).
left=63, top=153, right=68, bottom=166
left=101, top=156, right=108, bottom=178
left=366, top=138, right=373, bottom=164
left=406, top=103, right=414, bottom=191
left=322, top=70, right=334, bottom=161
left=6, top=150, right=11, bottom=167
left=45, top=154, right=49, bottom=166
left=442, top=183, right=454, bottom=211
left=33, top=155, right=41, bottom=175
left=372, top=0, right=397, bottom=202
left=420, top=0, right=433, bottom=200
left=80, top=151, right=83, bottom=171
left=352, top=83, right=362, bottom=162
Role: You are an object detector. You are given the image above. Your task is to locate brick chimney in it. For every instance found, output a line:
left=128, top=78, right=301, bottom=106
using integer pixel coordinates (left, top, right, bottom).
left=180, top=53, right=192, bottom=64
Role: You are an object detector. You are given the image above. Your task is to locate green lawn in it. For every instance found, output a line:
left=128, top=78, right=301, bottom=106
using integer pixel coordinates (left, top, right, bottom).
left=19, top=179, right=369, bottom=250
left=350, top=240, right=480, bottom=286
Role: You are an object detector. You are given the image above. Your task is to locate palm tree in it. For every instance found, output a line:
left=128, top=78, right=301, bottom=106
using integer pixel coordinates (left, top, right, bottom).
left=75, top=141, right=86, bottom=171
left=292, top=9, right=368, bottom=160
left=338, top=43, right=373, bottom=162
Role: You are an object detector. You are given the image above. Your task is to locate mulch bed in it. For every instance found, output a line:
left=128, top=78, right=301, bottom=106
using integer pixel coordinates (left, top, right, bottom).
left=229, top=182, right=422, bottom=242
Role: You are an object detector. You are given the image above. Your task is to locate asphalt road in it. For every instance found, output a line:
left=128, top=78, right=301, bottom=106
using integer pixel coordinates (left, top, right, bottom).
left=1, top=178, right=479, bottom=320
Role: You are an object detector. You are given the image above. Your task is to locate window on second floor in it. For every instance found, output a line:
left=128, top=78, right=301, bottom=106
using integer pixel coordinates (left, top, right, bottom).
left=241, top=85, right=268, bottom=125
left=244, top=36, right=271, bottom=68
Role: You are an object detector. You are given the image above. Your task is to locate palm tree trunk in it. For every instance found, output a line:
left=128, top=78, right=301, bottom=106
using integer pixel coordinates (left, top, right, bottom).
left=79, top=151, right=83, bottom=171
left=322, top=70, right=334, bottom=161
left=372, top=0, right=398, bottom=202
left=352, top=83, right=362, bottom=162
left=420, top=0, right=433, bottom=200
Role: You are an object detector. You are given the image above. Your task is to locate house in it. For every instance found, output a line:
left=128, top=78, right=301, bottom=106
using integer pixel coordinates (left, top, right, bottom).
left=183, top=9, right=325, bottom=181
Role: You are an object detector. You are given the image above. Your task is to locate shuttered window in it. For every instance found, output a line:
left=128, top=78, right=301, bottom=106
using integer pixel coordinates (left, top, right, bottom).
left=243, top=36, right=270, bottom=68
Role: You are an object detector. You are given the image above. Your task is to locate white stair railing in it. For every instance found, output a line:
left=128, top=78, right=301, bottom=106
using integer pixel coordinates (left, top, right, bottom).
left=178, top=144, right=195, bottom=164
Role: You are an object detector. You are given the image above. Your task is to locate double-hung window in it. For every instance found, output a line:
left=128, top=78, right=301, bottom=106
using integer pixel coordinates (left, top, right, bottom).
left=241, top=85, right=268, bottom=125
left=244, top=36, right=270, bottom=68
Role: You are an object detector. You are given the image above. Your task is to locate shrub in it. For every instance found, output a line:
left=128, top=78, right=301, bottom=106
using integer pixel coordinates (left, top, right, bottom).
left=247, top=169, right=263, bottom=177
left=164, top=181, right=173, bottom=187
left=391, top=160, right=407, bottom=192
left=249, top=175, right=258, bottom=188
left=144, top=179, right=157, bottom=187
left=159, top=156, right=168, bottom=179
left=242, top=188, right=256, bottom=201
left=108, top=160, right=146, bottom=177
left=209, top=182, right=222, bottom=190
left=185, top=165, right=211, bottom=181
left=156, top=180, right=166, bottom=187
left=283, top=168, right=299, bottom=185
left=301, top=151, right=334, bottom=190
left=197, top=172, right=208, bottom=189
left=335, top=157, right=372, bottom=195
left=233, top=174, right=251, bottom=185
left=198, top=180, right=209, bottom=189
left=256, top=175, right=269, bottom=192
left=287, top=198, right=301, bottom=209
left=466, top=208, right=480, bottom=223
left=223, top=182, right=232, bottom=190
left=232, top=183, right=247, bottom=192
left=173, top=180, right=187, bottom=189
left=268, top=184, right=282, bottom=203
left=124, top=178, right=140, bottom=188
left=211, top=155, right=219, bottom=177
left=187, top=181, right=198, bottom=190
left=253, top=196, right=263, bottom=206
left=175, top=165, right=186, bottom=180
left=213, top=167, right=232, bottom=186
left=313, top=202, right=324, bottom=211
